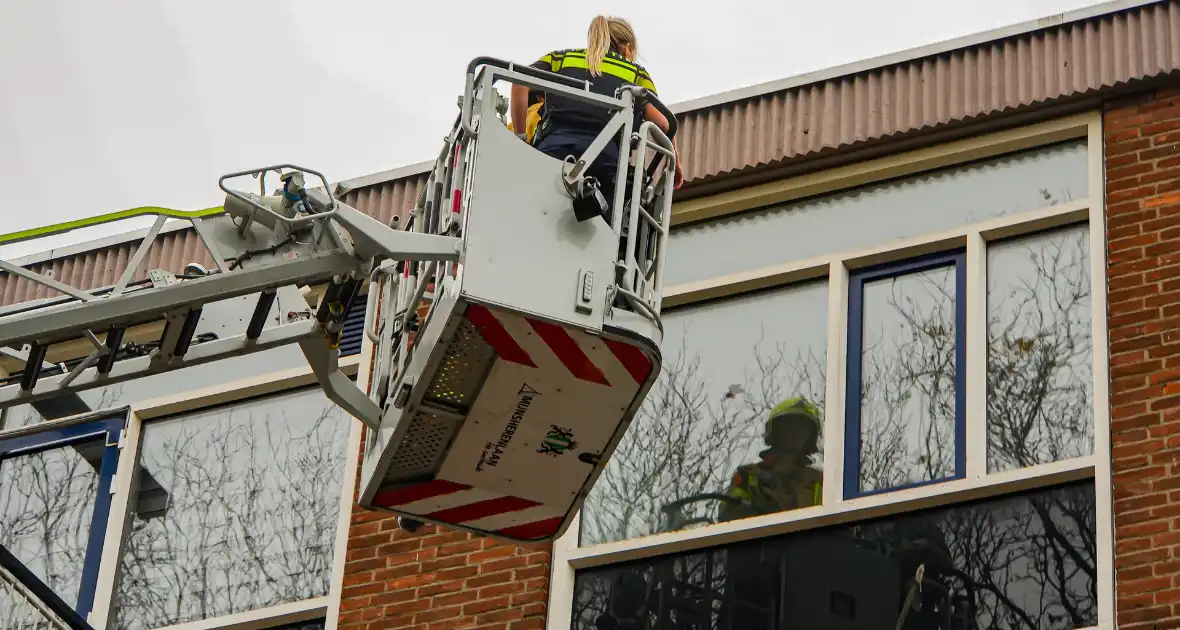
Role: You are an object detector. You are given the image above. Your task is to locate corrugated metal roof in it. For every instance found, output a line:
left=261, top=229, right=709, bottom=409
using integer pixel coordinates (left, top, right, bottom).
left=675, top=0, right=1180, bottom=185
left=339, top=171, right=429, bottom=229
left=0, top=229, right=213, bottom=306
left=3, top=0, right=1177, bottom=308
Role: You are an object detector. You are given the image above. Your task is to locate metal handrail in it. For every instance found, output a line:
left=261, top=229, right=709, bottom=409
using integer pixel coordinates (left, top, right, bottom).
left=217, top=164, right=338, bottom=228
left=0, top=542, right=95, bottom=630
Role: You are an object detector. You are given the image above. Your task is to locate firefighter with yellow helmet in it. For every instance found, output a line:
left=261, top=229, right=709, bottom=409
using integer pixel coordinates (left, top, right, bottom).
left=720, top=396, right=824, bottom=522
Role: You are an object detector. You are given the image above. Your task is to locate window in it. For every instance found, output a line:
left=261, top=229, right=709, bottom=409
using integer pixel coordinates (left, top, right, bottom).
left=986, top=225, right=1093, bottom=473
left=573, top=481, right=1097, bottom=630
left=552, top=114, right=1110, bottom=630
left=0, top=413, right=125, bottom=621
left=580, top=280, right=829, bottom=546
left=845, top=252, right=967, bottom=497
left=113, top=388, right=352, bottom=629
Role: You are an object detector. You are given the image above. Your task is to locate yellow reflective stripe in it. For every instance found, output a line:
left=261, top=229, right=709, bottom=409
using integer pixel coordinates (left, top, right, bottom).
left=813, top=482, right=822, bottom=505
left=537, top=53, right=556, bottom=72
left=728, top=486, right=752, bottom=500
left=0, top=206, right=225, bottom=246
left=637, top=74, right=657, bottom=94
left=553, top=51, right=647, bottom=82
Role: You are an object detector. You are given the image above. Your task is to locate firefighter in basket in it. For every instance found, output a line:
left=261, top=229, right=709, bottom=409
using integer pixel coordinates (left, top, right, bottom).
left=719, top=396, right=824, bottom=523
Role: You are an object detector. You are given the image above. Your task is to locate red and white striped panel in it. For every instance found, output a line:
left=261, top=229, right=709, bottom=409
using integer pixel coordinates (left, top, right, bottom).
left=464, top=303, right=654, bottom=390
left=372, top=479, right=567, bottom=540
left=371, top=303, right=658, bottom=541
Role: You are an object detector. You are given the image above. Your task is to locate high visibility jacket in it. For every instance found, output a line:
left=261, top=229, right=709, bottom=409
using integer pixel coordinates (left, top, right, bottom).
left=528, top=48, right=658, bottom=137
left=720, top=457, right=823, bottom=522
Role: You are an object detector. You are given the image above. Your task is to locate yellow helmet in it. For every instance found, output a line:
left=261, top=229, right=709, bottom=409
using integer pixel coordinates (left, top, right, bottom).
left=763, top=397, right=822, bottom=451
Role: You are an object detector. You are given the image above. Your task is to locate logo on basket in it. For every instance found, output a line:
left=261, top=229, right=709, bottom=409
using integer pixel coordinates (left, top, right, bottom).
left=476, top=382, right=540, bottom=472
left=538, top=425, right=577, bottom=457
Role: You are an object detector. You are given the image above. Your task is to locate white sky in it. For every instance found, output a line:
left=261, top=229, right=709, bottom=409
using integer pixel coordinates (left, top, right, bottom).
left=0, top=0, right=1104, bottom=259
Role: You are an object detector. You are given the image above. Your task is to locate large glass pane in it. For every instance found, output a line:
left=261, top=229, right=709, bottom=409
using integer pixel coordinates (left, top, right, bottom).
left=987, top=225, right=1093, bottom=473
left=113, top=388, right=352, bottom=629
left=574, top=481, right=1097, bottom=630
left=0, top=439, right=103, bottom=611
left=667, top=140, right=1088, bottom=286
left=856, top=263, right=959, bottom=494
left=581, top=281, right=829, bottom=546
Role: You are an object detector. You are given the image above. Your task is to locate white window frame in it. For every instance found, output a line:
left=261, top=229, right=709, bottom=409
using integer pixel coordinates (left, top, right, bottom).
left=547, top=111, right=1114, bottom=630
left=0, top=335, right=370, bottom=630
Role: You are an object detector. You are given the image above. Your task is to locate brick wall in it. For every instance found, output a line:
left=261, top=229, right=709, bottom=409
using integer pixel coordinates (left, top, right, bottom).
left=1105, top=84, right=1180, bottom=629
left=336, top=458, right=553, bottom=630
left=337, top=284, right=554, bottom=630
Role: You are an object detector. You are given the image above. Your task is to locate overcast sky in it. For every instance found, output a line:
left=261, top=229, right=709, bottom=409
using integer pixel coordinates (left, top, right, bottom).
left=0, top=0, right=1105, bottom=258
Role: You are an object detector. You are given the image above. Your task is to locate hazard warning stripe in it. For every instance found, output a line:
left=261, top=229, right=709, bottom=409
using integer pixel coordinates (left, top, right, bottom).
left=497, top=517, right=566, bottom=540
left=526, top=318, right=611, bottom=386
left=464, top=504, right=564, bottom=532
left=466, top=304, right=536, bottom=367
left=394, top=488, right=500, bottom=515
left=604, top=338, right=652, bottom=384
left=426, top=495, right=539, bottom=523
left=374, top=479, right=471, bottom=506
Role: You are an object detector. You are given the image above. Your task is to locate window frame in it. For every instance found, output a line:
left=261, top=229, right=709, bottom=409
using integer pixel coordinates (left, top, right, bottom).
left=843, top=249, right=968, bottom=499
left=87, top=356, right=365, bottom=630
left=0, top=294, right=371, bottom=630
left=0, top=410, right=127, bottom=620
left=546, top=111, right=1114, bottom=630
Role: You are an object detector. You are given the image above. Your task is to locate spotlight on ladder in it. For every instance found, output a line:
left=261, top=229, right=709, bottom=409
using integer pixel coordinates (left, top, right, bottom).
left=184, top=263, right=209, bottom=276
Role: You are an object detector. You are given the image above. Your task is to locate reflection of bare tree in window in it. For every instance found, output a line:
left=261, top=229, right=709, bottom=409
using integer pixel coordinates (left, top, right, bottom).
left=987, top=227, right=1092, bottom=472
left=858, top=227, right=1091, bottom=488
left=910, top=483, right=1097, bottom=629
left=0, top=444, right=100, bottom=624
left=858, top=267, right=958, bottom=491
left=575, top=482, right=1096, bottom=629
left=114, top=391, right=350, bottom=629
left=581, top=320, right=828, bottom=545
left=582, top=228, right=1091, bottom=545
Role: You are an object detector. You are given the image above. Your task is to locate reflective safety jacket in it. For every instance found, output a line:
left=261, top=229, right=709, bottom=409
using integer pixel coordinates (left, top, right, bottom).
left=528, top=48, right=658, bottom=136
left=720, top=454, right=823, bottom=522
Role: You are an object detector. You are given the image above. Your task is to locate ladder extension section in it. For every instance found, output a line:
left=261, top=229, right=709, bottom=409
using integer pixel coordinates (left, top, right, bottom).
left=0, top=165, right=461, bottom=432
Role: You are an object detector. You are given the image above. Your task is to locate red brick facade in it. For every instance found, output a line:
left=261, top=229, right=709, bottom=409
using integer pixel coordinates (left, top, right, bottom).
left=336, top=449, right=552, bottom=630
left=1106, top=84, right=1180, bottom=629
left=337, top=289, right=553, bottom=630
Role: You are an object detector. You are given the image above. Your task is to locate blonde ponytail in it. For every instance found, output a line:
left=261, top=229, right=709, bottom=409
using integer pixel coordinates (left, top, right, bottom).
left=586, top=15, right=637, bottom=77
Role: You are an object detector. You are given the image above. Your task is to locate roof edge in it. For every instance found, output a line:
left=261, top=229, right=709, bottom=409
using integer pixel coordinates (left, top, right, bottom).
left=669, top=0, right=1163, bottom=114
left=6, top=220, right=194, bottom=268
left=335, top=159, right=434, bottom=195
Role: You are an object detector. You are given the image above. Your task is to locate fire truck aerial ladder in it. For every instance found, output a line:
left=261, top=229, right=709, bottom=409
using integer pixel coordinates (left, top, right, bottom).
left=0, top=57, right=677, bottom=544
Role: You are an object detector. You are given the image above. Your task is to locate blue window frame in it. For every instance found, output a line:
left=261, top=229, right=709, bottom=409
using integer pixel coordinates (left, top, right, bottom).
left=843, top=250, right=967, bottom=499
left=0, top=412, right=125, bottom=619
